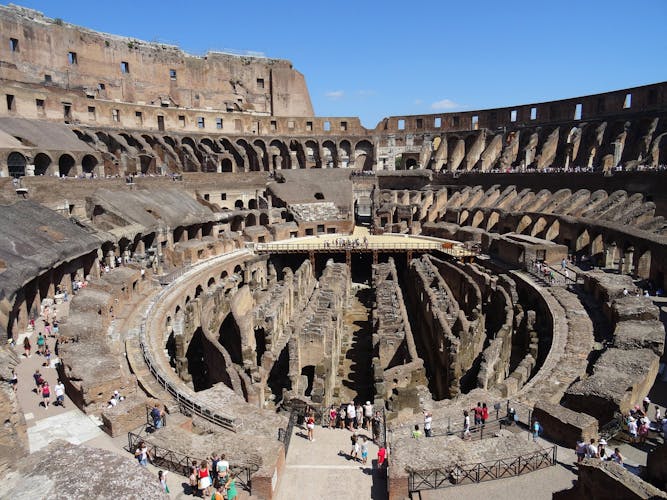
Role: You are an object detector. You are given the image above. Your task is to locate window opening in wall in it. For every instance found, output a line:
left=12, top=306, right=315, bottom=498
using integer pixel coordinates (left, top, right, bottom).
left=178, top=115, right=186, bottom=127
left=98, top=83, right=105, bottom=90
left=157, top=115, right=164, bottom=131
left=6, top=94, right=15, bottom=111
left=270, top=120, right=277, bottom=131
left=68, top=51, right=77, bottom=65
left=434, top=117, right=442, bottom=128
left=135, top=111, right=143, bottom=124
left=36, top=99, right=45, bottom=112
left=452, top=116, right=460, bottom=127
left=256, top=78, right=264, bottom=89
left=112, top=108, right=120, bottom=122
left=216, top=118, right=223, bottom=129
left=88, top=106, right=96, bottom=120
left=221, top=193, right=227, bottom=200
left=574, top=103, right=582, bottom=120
left=10, top=38, right=19, bottom=52
left=287, top=120, right=295, bottom=129
left=471, top=115, right=479, bottom=129
left=120, top=61, right=129, bottom=73
left=530, top=107, right=537, bottom=120
left=397, top=119, right=405, bottom=130
left=197, top=117, right=205, bottom=128
left=306, top=121, right=313, bottom=131
left=323, top=121, right=331, bottom=131
left=416, top=118, right=423, bottom=129
left=340, top=121, right=348, bottom=131
left=160, top=102, right=168, bottom=108
left=204, top=194, right=210, bottom=201
left=510, top=110, right=517, bottom=122
left=317, top=224, right=325, bottom=234
left=63, top=104, right=71, bottom=122
left=44, top=74, right=52, bottom=83
left=623, top=93, right=632, bottom=109
left=169, top=69, right=177, bottom=80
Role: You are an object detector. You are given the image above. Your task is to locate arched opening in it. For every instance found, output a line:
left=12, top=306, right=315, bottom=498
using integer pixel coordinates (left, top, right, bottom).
left=34, top=153, right=51, bottom=176
left=139, top=155, right=154, bottom=174
left=248, top=199, right=258, bottom=210
left=234, top=200, right=244, bottom=209
left=165, top=331, right=177, bottom=368
left=405, top=158, right=417, bottom=169
left=246, top=213, right=257, bottom=226
left=194, top=284, right=203, bottom=299
left=259, top=213, right=269, bottom=226
left=186, top=327, right=211, bottom=391
left=254, top=327, right=267, bottom=366
left=207, top=277, right=216, bottom=288
left=267, top=344, right=291, bottom=403
left=221, top=158, right=233, bottom=172
left=81, top=154, right=98, bottom=174
left=301, top=365, right=315, bottom=397
left=7, top=152, right=26, bottom=178
left=218, top=314, right=242, bottom=365
left=58, top=154, right=75, bottom=177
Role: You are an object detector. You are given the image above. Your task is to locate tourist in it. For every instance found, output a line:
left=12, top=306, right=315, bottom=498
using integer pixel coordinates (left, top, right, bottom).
left=224, top=473, right=238, bottom=500
left=532, top=419, right=541, bottom=441
left=462, top=411, right=471, bottom=440
left=575, top=439, right=586, bottom=463
left=158, top=470, right=169, bottom=493
left=33, top=370, right=44, bottom=392
left=216, top=453, right=229, bottom=484
left=627, top=416, right=638, bottom=443
left=656, top=406, right=662, bottom=425
left=372, top=411, right=382, bottom=442
left=9, top=369, right=17, bottom=393
left=339, top=405, right=346, bottom=429
left=347, top=402, right=356, bottom=431
left=36, top=333, right=46, bottom=355
left=188, top=466, right=198, bottom=495
left=211, top=485, right=224, bottom=500
left=623, top=287, right=629, bottom=296
left=356, top=403, right=364, bottom=429
left=151, top=403, right=164, bottom=429
left=662, top=417, right=667, bottom=437
left=585, top=439, right=599, bottom=459
left=363, top=401, right=373, bottom=430
left=481, top=403, right=489, bottom=427
left=135, top=441, right=149, bottom=466
left=43, top=346, right=51, bottom=365
left=23, top=336, right=31, bottom=357
left=350, top=432, right=360, bottom=461
left=328, top=405, right=337, bottom=429
left=638, top=418, right=650, bottom=444
left=597, top=438, right=607, bottom=459
left=610, top=448, right=624, bottom=465
left=507, top=407, right=516, bottom=425
left=210, top=453, right=219, bottom=487
left=360, top=437, right=369, bottom=465
left=306, top=412, right=316, bottom=442
left=377, top=445, right=387, bottom=468
left=423, top=410, right=433, bottom=437
left=643, top=396, right=651, bottom=414
left=198, top=460, right=212, bottom=497
left=473, top=402, right=483, bottom=426
left=54, top=379, right=65, bottom=407
left=412, top=424, right=422, bottom=439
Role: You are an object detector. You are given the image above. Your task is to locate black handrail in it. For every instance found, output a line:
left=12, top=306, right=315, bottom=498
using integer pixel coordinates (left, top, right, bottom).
left=408, top=445, right=557, bottom=492
left=127, top=432, right=257, bottom=492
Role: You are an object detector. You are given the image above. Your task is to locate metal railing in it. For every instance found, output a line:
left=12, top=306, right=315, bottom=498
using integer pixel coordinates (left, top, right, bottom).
left=255, top=241, right=475, bottom=256
left=408, top=445, right=557, bottom=492
left=127, top=432, right=256, bottom=492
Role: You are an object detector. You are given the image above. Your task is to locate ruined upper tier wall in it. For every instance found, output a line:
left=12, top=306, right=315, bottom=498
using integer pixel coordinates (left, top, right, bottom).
left=376, top=82, right=667, bottom=133
left=0, top=5, right=313, bottom=117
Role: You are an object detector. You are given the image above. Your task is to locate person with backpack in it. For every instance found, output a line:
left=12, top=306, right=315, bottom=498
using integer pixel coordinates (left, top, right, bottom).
left=151, top=403, right=164, bottom=429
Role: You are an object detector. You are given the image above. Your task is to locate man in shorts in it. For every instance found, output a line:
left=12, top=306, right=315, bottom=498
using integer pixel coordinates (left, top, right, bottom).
left=54, top=380, right=65, bottom=408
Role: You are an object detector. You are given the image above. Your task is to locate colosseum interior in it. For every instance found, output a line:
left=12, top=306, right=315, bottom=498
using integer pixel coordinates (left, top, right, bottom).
left=1, top=4, right=667, bottom=499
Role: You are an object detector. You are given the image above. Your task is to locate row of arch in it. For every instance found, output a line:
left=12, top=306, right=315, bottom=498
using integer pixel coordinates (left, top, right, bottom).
left=72, top=128, right=376, bottom=174
left=6, top=151, right=100, bottom=177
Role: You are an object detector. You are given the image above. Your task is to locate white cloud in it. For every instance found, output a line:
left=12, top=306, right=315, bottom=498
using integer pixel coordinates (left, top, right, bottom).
left=414, top=99, right=423, bottom=105
left=431, top=99, right=460, bottom=110
left=325, top=90, right=344, bottom=100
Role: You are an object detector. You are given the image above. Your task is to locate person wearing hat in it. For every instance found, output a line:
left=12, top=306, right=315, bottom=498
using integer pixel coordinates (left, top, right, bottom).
left=363, top=401, right=373, bottom=431
left=627, top=416, right=638, bottom=443
left=597, top=438, right=607, bottom=459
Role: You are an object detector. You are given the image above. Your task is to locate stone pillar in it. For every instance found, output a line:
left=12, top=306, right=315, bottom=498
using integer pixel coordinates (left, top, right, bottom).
left=623, top=247, right=635, bottom=275
left=604, top=242, right=617, bottom=269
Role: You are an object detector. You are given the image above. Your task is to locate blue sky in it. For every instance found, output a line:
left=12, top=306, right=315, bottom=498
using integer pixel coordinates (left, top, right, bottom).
left=8, top=0, right=666, bottom=127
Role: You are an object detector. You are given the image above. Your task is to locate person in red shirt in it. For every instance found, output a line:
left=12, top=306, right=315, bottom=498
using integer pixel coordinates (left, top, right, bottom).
left=377, top=446, right=387, bottom=468
left=473, top=402, right=483, bottom=426
left=481, top=403, right=489, bottom=426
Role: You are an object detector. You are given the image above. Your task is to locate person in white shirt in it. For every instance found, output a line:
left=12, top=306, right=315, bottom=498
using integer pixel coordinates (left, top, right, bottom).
left=347, top=402, right=356, bottom=431
left=54, top=380, right=65, bottom=408
left=363, top=401, right=373, bottom=430
left=423, top=410, right=433, bottom=437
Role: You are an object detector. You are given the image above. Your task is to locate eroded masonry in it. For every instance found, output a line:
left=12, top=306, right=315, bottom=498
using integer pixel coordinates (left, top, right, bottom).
left=1, top=4, right=667, bottom=500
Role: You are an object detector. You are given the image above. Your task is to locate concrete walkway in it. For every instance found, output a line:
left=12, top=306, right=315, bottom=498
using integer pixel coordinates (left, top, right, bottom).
left=275, top=423, right=387, bottom=500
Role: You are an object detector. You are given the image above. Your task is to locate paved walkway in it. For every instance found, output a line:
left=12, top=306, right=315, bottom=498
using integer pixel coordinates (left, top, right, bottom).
left=275, top=423, right=387, bottom=500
